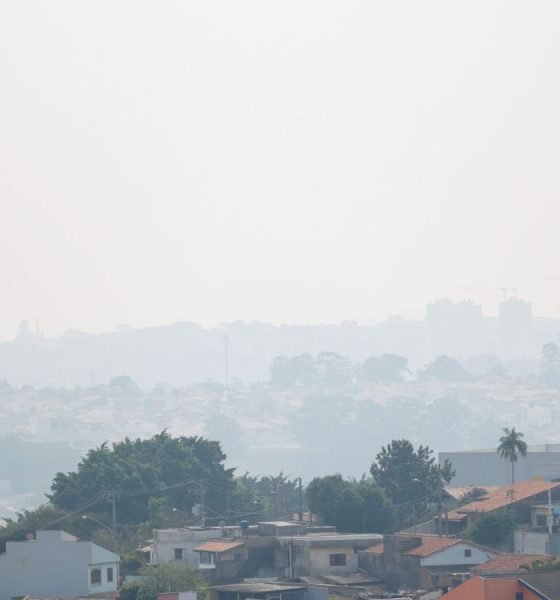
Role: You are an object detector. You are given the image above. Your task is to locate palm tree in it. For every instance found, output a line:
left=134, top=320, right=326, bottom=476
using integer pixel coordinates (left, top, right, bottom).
left=497, top=427, right=528, bottom=484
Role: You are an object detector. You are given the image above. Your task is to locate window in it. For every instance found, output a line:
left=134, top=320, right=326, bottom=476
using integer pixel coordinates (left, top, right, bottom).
left=431, top=575, right=440, bottom=586
left=174, top=548, right=183, bottom=560
left=329, top=553, right=347, bottom=566
left=537, top=514, right=547, bottom=527
left=90, top=568, right=102, bottom=585
left=515, top=593, right=524, bottom=600
left=199, top=551, right=215, bottom=565
left=107, top=567, right=114, bottom=582
left=464, top=549, right=472, bottom=558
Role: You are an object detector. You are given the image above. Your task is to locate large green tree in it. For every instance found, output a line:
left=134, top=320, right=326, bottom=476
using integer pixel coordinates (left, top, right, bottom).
left=497, top=427, right=528, bottom=484
left=370, top=440, right=454, bottom=506
left=306, top=475, right=394, bottom=532
left=49, top=432, right=234, bottom=525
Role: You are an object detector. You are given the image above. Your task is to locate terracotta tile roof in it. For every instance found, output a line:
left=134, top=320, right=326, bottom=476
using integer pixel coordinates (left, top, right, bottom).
left=457, top=480, right=560, bottom=514
left=193, top=540, right=245, bottom=553
left=474, top=553, right=548, bottom=573
left=364, top=543, right=384, bottom=554
left=404, top=536, right=460, bottom=557
left=445, top=486, right=501, bottom=502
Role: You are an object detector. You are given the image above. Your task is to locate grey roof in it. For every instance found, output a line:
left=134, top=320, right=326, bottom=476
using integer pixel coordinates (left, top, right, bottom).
left=520, top=572, right=560, bottom=600
left=210, top=583, right=306, bottom=593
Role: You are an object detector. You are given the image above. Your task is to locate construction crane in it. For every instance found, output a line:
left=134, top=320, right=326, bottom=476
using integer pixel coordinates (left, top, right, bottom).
left=457, top=287, right=518, bottom=303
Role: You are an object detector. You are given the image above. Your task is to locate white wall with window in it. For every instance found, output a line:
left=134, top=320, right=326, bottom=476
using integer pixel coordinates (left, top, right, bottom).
left=0, top=530, right=120, bottom=600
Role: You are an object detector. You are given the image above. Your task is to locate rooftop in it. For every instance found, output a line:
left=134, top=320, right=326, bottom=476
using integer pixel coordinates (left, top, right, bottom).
left=474, top=553, right=548, bottom=574
left=210, top=583, right=306, bottom=594
left=455, top=480, right=560, bottom=514
left=193, top=540, right=245, bottom=553
left=404, top=536, right=461, bottom=557
left=519, top=571, right=560, bottom=600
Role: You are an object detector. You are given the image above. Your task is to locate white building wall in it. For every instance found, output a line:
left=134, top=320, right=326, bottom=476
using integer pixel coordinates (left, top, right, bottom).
left=420, top=543, right=497, bottom=567
left=0, top=530, right=119, bottom=600
left=152, top=527, right=241, bottom=566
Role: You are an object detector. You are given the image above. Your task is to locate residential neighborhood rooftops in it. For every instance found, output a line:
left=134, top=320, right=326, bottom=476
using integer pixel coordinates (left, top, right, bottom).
left=193, top=540, right=245, bottom=553
left=474, top=553, right=548, bottom=574
left=457, top=480, right=560, bottom=514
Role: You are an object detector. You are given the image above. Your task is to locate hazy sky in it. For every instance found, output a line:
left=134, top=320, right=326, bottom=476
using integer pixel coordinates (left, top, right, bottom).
left=1, top=1, right=560, bottom=340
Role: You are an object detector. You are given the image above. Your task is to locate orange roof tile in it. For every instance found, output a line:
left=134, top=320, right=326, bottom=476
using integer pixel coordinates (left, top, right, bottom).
left=457, top=480, right=560, bottom=514
left=193, top=540, right=245, bottom=553
left=404, top=536, right=460, bottom=557
left=364, top=543, right=384, bottom=554
left=475, top=553, right=549, bottom=573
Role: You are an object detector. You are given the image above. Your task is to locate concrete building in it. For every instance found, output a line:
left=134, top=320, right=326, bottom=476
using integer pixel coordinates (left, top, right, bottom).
left=274, top=533, right=382, bottom=579
left=0, top=530, right=119, bottom=600
left=440, top=444, right=560, bottom=486
left=151, top=526, right=242, bottom=567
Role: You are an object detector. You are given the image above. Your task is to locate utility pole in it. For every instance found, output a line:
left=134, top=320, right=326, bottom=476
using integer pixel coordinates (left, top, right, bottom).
left=200, top=481, right=206, bottom=527
left=437, top=487, right=442, bottom=538
left=279, top=482, right=285, bottom=518
left=108, top=491, right=117, bottom=533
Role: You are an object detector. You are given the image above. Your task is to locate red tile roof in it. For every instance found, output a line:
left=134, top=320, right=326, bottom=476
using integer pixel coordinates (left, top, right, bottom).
left=364, top=543, right=384, bottom=554
left=456, top=480, right=560, bottom=514
left=193, top=540, right=245, bottom=553
left=404, top=536, right=461, bottom=557
left=475, top=553, right=549, bottom=573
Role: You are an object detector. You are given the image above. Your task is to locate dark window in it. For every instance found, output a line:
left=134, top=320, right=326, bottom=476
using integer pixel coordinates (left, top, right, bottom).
left=431, top=574, right=440, bottom=586
left=234, top=553, right=242, bottom=561
left=174, top=548, right=183, bottom=560
left=200, top=551, right=214, bottom=564
left=515, top=593, right=524, bottom=600
left=464, top=549, right=472, bottom=557
left=329, top=553, right=346, bottom=566
left=537, top=514, right=547, bottom=527
left=107, top=567, right=114, bottom=582
left=90, top=568, right=102, bottom=585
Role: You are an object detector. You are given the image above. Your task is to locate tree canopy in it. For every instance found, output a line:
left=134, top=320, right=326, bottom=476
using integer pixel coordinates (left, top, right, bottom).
left=497, top=427, right=528, bottom=484
left=468, top=510, right=515, bottom=546
left=370, top=440, right=454, bottom=507
left=306, top=475, right=394, bottom=532
left=49, top=432, right=235, bottom=525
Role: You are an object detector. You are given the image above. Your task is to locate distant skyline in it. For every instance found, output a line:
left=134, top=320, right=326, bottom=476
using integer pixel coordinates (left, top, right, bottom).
left=2, top=1, right=560, bottom=341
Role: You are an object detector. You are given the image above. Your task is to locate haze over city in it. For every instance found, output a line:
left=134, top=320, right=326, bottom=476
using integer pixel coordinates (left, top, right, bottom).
left=2, top=3, right=560, bottom=599
left=2, top=1, right=560, bottom=341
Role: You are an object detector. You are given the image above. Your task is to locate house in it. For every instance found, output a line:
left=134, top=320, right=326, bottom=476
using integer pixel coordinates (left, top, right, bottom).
left=473, top=553, right=549, bottom=575
left=359, top=534, right=498, bottom=590
left=151, top=526, right=242, bottom=567
left=441, top=572, right=560, bottom=599
left=192, top=540, right=248, bottom=581
left=442, top=480, right=560, bottom=535
left=153, top=522, right=381, bottom=582
left=273, top=532, right=383, bottom=579
left=0, top=530, right=120, bottom=600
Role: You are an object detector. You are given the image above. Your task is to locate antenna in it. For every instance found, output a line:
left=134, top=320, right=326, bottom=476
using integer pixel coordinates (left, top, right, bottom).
left=223, top=331, right=229, bottom=402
